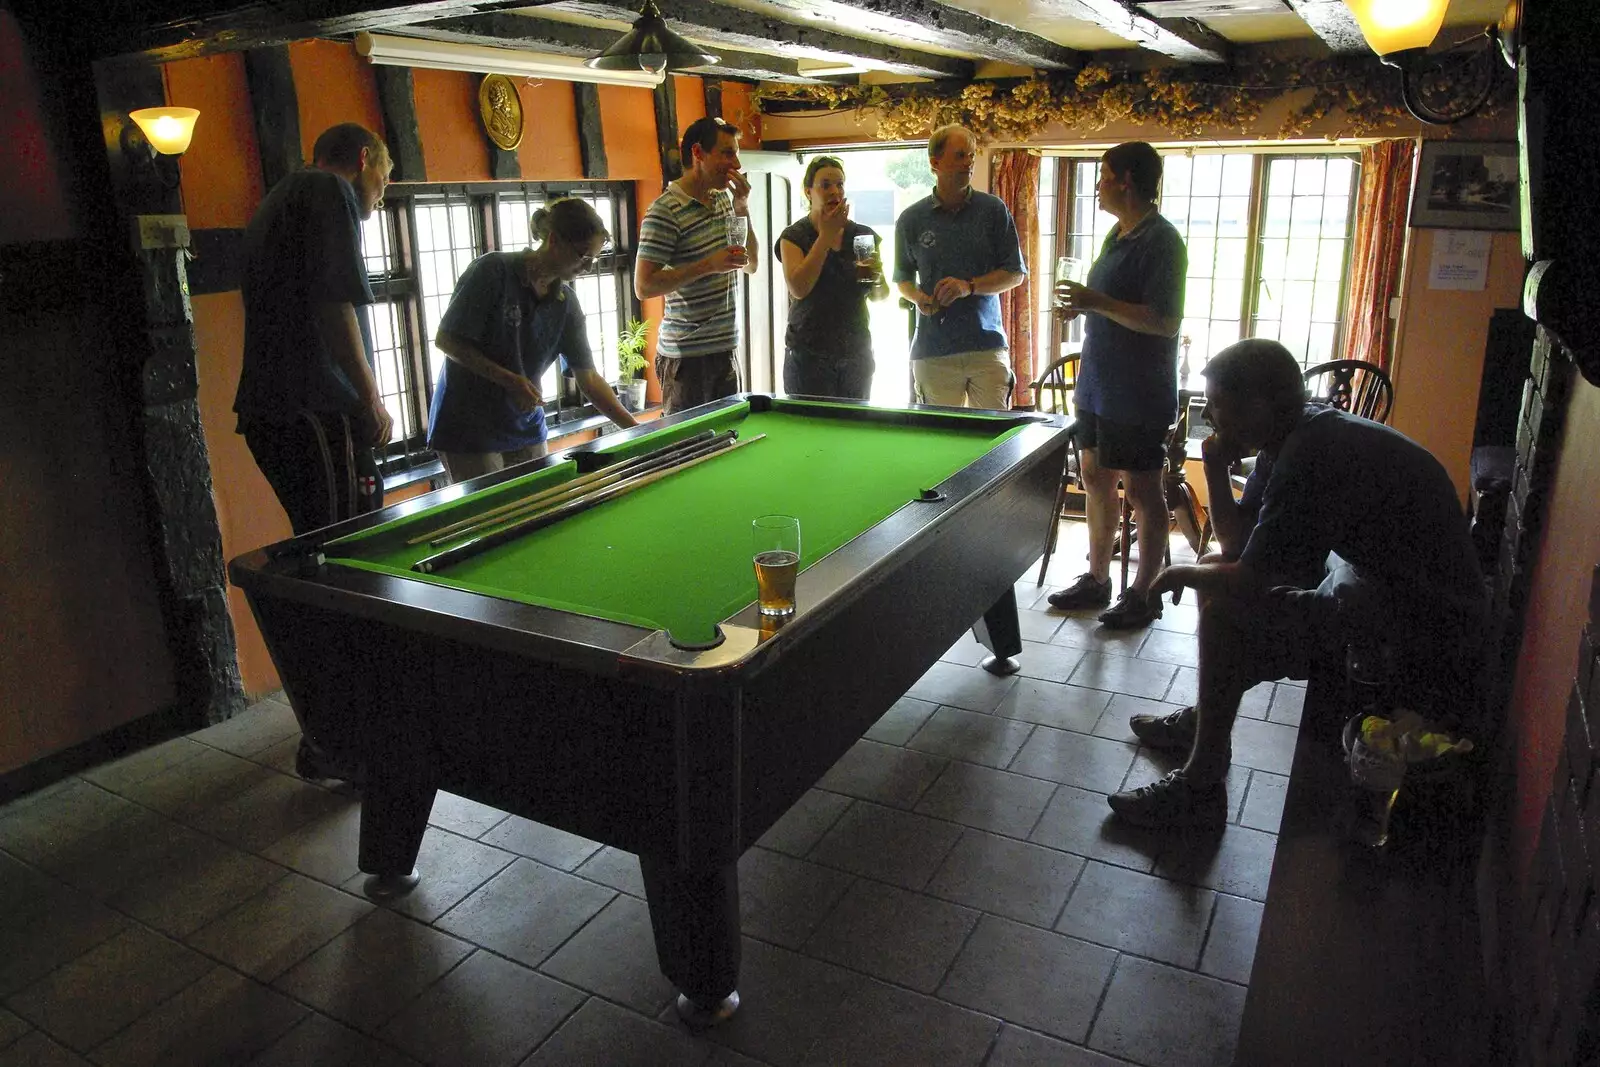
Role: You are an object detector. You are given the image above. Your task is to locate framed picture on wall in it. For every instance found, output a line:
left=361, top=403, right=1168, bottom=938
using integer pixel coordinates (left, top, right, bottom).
left=1409, top=141, right=1519, bottom=230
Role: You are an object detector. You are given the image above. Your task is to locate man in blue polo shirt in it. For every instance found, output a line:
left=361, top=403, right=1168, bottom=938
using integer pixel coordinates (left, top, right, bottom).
left=1046, top=141, right=1187, bottom=630
left=893, top=125, right=1026, bottom=409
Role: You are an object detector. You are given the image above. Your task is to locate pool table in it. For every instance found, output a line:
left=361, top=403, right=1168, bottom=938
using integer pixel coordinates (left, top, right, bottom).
left=229, top=395, right=1071, bottom=1021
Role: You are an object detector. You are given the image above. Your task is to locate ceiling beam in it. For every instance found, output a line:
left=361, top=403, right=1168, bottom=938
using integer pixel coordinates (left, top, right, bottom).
left=1059, top=0, right=1230, bottom=61
left=400, top=13, right=822, bottom=82
left=743, top=0, right=1083, bottom=70
left=1281, top=0, right=1371, bottom=53
left=540, top=0, right=975, bottom=80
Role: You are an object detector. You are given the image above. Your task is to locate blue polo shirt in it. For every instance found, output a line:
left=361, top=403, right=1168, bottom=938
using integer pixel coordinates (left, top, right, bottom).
left=1073, top=212, right=1187, bottom=428
left=893, top=189, right=1026, bottom=361
left=426, top=252, right=594, bottom=453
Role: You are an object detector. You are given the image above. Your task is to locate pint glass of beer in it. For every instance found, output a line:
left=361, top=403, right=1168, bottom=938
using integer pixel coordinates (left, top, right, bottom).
left=752, top=515, right=801, bottom=616
left=852, top=234, right=877, bottom=284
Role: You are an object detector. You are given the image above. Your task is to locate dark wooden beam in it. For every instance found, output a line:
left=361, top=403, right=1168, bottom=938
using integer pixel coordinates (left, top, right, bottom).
left=242, top=46, right=303, bottom=191
left=746, top=0, right=1082, bottom=69
left=403, top=15, right=820, bottom=82
left=653, top=75, right=681, bottom=186
left=574, top=82, right=608, bottom=180
left=1281, top=0, right=1371, bottom=54
left=1041, top=0, right=1229, bottom=61
left=703, top=78, right=722, bottom=119
left=373, top=65, right=425, bottom=182
left=544, top=0, right=974, bottom=80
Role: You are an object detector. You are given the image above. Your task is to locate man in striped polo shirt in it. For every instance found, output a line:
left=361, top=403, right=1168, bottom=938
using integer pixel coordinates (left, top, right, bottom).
left=635, top=116, right=759, bottom=414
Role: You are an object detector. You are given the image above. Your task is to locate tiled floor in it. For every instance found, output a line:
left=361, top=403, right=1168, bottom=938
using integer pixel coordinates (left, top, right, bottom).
left=0, top=522, right=1305, bottom=1067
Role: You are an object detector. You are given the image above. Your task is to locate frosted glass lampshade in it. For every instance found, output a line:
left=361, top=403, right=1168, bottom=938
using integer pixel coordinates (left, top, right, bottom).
left=129, top=107, right=200, bottom=155
left=1343, top=0, right=1448, bottom=56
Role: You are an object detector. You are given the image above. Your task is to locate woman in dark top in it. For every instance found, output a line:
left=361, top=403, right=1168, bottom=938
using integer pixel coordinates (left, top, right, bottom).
left=775, top=156, right=889, bottom=400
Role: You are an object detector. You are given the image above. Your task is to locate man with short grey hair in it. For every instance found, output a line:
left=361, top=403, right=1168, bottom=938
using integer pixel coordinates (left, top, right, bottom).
left=893, top=125, right=1026, bottom=409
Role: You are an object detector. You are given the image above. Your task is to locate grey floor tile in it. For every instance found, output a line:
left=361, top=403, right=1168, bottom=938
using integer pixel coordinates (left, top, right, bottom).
left=1269, top=683, right=1306, bottom=726
left=736, top=847, right=854, bottom=950
left=434, top=858, right=614, bottom=968
left=692, top=939, right=864, bottom=1067
left=703, top=1047, right=774, bottom=1067
left=1018, top=609, right=1064, bottom=644
left=187, top=772, right=352, bottom=853
left=0, top=781, right=142, bottom=872
left=6, top=927, right=210, bottom=1052
left=1014, top=640, right=1088, bottom=685
left=926, top=830, right=1083, bottom=927
left=1009, top=728, right=1137, bottom=794
left=188, top=698, right=301, bottom=758
left=252, top=736, right=303, bottom=776
left=937, top=914, right=1117, bottom=1043
left=379, top=951, right=584, bottom=1067
left=428, top=792, right=509, bottom=839
left=247, top=1012, right=422, bottom=1066
left=89, top=965, right=306, bottom=1067
left=808, top=801, right=963, bottom=890
left=79, top=738, right=208, bottom=795
left=1154, top=824, right=1279, bottom=902
left=272, top=909, right=473, bottom=1031
left=905, top=662, right=1019, bottom=714
left=1148, top=603, right=1200, bottom=635
left=802, top=879, right=978, bottom=993
left=1136, top=627, right=1201, bottom=668
left=537, top=894, right=676, bottom=1015
left=0, top=1007, right=27, bottom=1050
left=1239, top=682, right=1276, bottom=721
left=816, top=739, right=947, bottom=809
left=1088, top=956, right=1246, bottom=1067
left=1229, top=717, right=1299, bottom=776
left=1240, top=772, right=1288, bottom=833
left=939, top=634, right=992, bottom=668
left=1166, top=668, right=1200, bottom=709
left=994, top=678, right=1110, bottom=733
left=1028, top=785, right=1163, bottom=873
left=863, top=697, right=939, bottom=746
left=521, top=997, right=709, bottom=1067
left=0, top=1031, right=90, bottom=1066
left=905, top=707, right=1035, bottom=769
left=913, top=762, right=1058, bottom=839
left=113, top=746, right=276, bottom=821
left=1091, top=694, right=1185, bottom=744
left=480, top=817, right=602, bottom=871
left=754, top=790, right=852, bottom=858
left=1055, top=861, right=1215, bottom=968
left=108, top=836, right=289, bottom=938
left=45, top=808, right=208, bottom=901
left=0, top=856, right=127, bottom=999
left=986, top=1025, right=1128, bottom=1067
left=187, top=872, right=373, bottom=981
left=574, top=846, right=646, bottom=898
left=799, top=978, right=998, bottom=1067
left=1069, top=653, right=1180, bottom=701
left=1201, top=894, right=1265, bottom=985
left=343, top=827, right=516, bottom=923
left=1047, top=617, right=1149, bottom=657
left=262, top=803, right=364, bottom=886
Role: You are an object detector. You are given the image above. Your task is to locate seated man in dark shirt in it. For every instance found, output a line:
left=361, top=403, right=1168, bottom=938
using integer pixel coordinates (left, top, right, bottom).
left=1108, top=339, right=1487, bottom=828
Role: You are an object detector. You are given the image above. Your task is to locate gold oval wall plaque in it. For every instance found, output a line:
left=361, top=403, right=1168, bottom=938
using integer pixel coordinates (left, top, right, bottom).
left=478, top=73, right=524, bottom=152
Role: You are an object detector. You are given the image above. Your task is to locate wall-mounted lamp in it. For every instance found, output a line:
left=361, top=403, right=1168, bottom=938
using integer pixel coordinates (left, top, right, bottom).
left=120, top=106, right=199, bottom=190
left=586, top=0, right=718, bottom=76
left=1344, top=0, right=1506, bottom=125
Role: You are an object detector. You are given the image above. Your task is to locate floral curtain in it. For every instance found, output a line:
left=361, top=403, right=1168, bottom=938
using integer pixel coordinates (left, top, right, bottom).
left=992, top=149, right=1040, bottom=405
left=1341, top=139, right=1417, bottom=375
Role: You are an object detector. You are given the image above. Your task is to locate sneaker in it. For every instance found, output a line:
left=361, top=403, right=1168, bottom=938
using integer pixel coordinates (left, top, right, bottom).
left=1047, top=573, right=1113, bottom=610
left=1129, top=705, right=1197, bottom=753
left=1107, top=770, right=1227, bottom=829
left=1098, top=590, right=1162, bottom=629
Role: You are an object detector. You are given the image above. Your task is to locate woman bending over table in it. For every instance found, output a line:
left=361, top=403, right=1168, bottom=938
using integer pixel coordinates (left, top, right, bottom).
left=427, top=197, right=636, bottom=483
left=775, top=155, right=889, bottom=401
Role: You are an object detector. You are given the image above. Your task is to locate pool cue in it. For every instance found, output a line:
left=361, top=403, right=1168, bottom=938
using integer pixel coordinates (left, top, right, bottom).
left=414, top=433, right=767, bottom=574
left=406, top=428, right=723, bottom=547
left=421, top=429, right=738, bottom=547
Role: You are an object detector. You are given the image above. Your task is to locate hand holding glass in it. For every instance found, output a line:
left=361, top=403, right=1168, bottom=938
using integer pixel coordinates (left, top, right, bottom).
left=752, top=515, right=801, bottom=617
left=853, top=234, right=878, bottom=284
left=1055, top=256, right=1087, bottom=285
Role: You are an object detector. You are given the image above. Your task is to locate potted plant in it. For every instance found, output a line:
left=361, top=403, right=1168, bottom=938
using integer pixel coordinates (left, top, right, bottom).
left=616, top=317, right=649, bottom=411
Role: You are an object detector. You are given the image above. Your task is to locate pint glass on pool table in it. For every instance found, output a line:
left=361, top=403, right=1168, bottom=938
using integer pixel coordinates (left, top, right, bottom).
left=752, top=514, right=800, bottom=616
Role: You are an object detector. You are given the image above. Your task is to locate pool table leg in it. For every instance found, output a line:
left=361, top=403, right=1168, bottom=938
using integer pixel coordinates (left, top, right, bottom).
left=639, top=855, right=741, bottom=1025
left=357, top=777, right=435, bottom=900
left=973, top=587, right=1023, bottom=676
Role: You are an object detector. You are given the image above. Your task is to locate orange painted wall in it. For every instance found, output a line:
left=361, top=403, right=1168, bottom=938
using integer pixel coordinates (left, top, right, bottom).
left=674, top=74, right=706, bottom=134
left=1389, top=230, right=1526, bottom=502
left=411, top=66, right=490, bottom=182
left=515, top=78, right=582, bottom=179
left=0, top=9, right=74, bottom=241
left=598, top=84, right=664, bottom=185
left=165, top=52, right=261, bottom=229
left=288, top=38, right=384, bottom=161
left=720, top=81, right=762, bottom=150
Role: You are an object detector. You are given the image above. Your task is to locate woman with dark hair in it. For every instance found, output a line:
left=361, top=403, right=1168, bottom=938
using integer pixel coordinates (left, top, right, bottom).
left=427, top=197, right=636, bottom=483
left=774, top=155, right=888, bottom=400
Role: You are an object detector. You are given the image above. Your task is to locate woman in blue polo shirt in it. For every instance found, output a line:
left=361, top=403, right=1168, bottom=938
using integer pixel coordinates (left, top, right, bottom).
left=427, top=198, right=637, bottom=483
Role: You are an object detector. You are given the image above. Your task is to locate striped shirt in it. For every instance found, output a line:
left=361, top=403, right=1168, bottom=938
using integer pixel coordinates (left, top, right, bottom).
left=638, top=184, right=737, bottom=359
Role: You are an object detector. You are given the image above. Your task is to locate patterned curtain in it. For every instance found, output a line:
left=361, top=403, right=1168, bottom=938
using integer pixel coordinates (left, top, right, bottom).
left=992, top=150, right=1040, bottom=406
left=1341, top=139, right=1417, bottom=374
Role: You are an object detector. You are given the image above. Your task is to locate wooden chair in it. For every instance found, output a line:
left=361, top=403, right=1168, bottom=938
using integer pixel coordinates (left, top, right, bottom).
left=1031, top=353, right=1080, bottom=584
left=1302, top=358, right=1394, bottom=423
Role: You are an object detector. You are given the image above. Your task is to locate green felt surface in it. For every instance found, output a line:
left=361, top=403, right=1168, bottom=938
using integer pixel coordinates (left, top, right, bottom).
left=328, top=402, right=1018, bottom=643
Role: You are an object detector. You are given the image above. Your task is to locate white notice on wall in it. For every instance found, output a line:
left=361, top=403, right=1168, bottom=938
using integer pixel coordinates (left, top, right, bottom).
left=1428, top=230, right=1492, bottom=290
